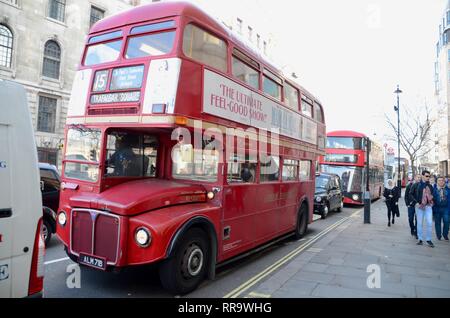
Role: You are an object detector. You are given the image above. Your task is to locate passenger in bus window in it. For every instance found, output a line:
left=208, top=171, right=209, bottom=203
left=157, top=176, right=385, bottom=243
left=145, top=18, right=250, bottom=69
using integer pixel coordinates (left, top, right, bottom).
left=108, top=135, right=138, bottom=176
left=241, top=163, right=255, bottom=183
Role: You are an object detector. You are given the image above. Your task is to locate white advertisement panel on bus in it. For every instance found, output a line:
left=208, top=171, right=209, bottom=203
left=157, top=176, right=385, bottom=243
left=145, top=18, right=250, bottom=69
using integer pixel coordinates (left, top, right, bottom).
left=203, top=69, right=317, bottom=145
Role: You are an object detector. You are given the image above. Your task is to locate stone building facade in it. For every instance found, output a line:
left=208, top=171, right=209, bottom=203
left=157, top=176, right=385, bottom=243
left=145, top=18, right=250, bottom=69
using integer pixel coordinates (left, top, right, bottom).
left=0, top=0, right=145, bottom=168
left=435, top=0, right=450, bottom=176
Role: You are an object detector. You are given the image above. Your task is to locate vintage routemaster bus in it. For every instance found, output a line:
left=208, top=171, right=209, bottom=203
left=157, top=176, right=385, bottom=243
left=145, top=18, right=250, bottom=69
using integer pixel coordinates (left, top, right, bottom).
left=319, top=131, right=383, bottom=205
left=56, top=1, right=326, bottom=294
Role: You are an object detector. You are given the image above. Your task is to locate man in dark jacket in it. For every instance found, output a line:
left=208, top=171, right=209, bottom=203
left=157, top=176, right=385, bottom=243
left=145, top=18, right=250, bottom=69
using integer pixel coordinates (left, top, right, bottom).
left=433, top=177, right=450, bottom=241
left=408, top=170, right=435, bottom=247
left=405, top=174, right=421, bottom=237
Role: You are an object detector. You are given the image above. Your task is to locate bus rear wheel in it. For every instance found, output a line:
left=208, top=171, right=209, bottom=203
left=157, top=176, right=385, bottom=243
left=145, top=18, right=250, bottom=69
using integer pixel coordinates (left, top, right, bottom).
left=294, top=204, right=308, bottom=239
left=159, top=228, right=210, bottom=295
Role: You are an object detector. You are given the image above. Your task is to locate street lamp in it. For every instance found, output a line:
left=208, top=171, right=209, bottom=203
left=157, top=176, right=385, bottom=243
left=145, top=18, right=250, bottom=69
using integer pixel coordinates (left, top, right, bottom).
left=394, top=85, right=402, bottom=197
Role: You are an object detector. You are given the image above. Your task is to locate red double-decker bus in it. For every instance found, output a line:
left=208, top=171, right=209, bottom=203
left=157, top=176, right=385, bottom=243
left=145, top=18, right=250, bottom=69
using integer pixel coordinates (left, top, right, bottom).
left=56, top=1, right=326, bottom=294
left=319, top=131, right=384, bottom=205
left=394, top=157, right=409, bottom=187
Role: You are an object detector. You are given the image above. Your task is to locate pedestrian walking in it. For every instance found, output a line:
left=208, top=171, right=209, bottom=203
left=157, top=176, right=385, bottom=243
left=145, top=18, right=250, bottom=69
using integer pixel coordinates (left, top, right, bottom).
left=408, top=170, right=435, bottom=247
left=405, top=174, right=421, bottom=237
left=384, top=179, right=400, bottom=227
left=433, top=177, right=450, bottom=241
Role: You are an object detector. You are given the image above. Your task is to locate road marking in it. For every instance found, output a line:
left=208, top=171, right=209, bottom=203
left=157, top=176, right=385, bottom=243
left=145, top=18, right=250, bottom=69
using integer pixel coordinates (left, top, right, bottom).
left=247, top=292, right=271, bottom=298
left=44, top=257, right=70, bottom=265
left=307, top=247, right=323, bottom=253
left=223, top=209, right=363, bottom=298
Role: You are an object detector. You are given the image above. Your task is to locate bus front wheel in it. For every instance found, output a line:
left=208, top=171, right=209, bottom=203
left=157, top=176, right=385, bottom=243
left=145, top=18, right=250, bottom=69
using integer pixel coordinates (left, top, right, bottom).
left=294, top=204, right=308, bottom=239
left=159, top=228, right=210, bottom=295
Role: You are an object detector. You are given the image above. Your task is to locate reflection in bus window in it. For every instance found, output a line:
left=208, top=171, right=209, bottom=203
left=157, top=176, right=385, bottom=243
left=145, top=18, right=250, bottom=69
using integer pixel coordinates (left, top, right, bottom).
left=105, top=131, right=158, bottom=177
left=263, top=75, right=281, bottom=100
left=326, top=137, right=363, bottom=150
left=284, top=83, right=299, bottom=109
left=172, top=144, right=220, bottom=182
left=260, top=155, right=279, bottom=182
left=84, top=40, right=122, bottom=66
left=64, top=162, right=99, bottom=182
left=282, top=159, right=299, bottom=181
left=227, top=154, right=256, bottom=183
left=183, top=24, right=227, bottom=72
left=320, top=165, right=363, bottom=193
left=65, top=127, right=102, bottom=162
left=301, top=96, right=313, bottom=117
left=299, top=160, right=311, bottom=181
left=232, top=56, right=259, bottom=89
left=314, top=102, right=324, bottom=123
left=126, top=31, right=176, bottom=58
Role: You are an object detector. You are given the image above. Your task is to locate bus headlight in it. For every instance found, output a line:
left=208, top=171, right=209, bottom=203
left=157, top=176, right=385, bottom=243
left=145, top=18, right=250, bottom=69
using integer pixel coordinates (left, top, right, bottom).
left=352, top=194, right=360, bottom=201
left=135, top=227, right=151, bottom=248
left=315, top=196, right=322, bottom=203
left=58, top=211, right=67, bottom=226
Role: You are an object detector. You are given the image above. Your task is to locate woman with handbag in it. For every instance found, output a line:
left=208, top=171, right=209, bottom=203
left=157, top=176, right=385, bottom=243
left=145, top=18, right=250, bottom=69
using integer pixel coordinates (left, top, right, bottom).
left=384, top=179, right=400, bottom=227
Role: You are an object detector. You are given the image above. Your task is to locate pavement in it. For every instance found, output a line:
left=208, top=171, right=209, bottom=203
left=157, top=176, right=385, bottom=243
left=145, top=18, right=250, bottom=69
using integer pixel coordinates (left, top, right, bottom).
left=245, top=192, right=450, bottom=298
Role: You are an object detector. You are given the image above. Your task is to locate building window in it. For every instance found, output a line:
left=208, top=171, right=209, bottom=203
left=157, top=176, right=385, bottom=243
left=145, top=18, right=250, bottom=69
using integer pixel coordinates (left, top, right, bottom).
left=447, top=11, right=450, bottom=26
left=48, top=0, right=66, bottom=22
left=263, top=41, right=267, bottom=55
left=37, top=147, right=58, bottom=166
left=37, top=96, right=57, bottom=133
left=256, top=34, right=261, bottom=49
left=248, top=26, right=253, bottom=42
left=90, top=6, right=105, bottom=28
left=43, top=40, right=61, bottom=79
left=0, top=24, right=13, bottom=68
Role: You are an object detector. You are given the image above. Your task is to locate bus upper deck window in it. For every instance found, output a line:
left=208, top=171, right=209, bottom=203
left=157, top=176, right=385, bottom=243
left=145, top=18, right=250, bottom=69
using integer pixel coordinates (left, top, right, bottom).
left=182, top=24, right=227, bottom=73
left=126, top=31, right=176, bottom=59
left=84, top=40, right=122, bottom=66
left=84, top=30, right=123, bottom=66
left=263, top=70, right=282, bottom=101
left=301, top=96, right=313, bottom=118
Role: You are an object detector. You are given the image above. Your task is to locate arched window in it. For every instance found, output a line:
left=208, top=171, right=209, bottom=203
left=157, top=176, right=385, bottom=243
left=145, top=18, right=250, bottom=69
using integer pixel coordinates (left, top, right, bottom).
left=0, top=25, right=13, bottom=68
left=43, top=40, right=61, bottom=79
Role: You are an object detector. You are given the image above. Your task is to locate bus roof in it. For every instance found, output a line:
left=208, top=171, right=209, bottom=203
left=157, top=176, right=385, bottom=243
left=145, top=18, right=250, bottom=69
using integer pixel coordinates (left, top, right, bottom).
left=327, top=131, right=367, bottom=138
left=89, top=1, right=319, bottom=101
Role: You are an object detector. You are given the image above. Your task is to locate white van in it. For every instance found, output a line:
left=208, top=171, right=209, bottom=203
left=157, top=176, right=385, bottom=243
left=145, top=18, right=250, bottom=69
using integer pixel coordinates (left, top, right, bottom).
left=0, top=79, right=44, bottom=298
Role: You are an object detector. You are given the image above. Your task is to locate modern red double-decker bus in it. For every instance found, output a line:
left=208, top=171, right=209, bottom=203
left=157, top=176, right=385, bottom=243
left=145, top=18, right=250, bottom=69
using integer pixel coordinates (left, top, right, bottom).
left=56, top=1, right=326, bottom=294
left=319, top=131, right=384, bottom=205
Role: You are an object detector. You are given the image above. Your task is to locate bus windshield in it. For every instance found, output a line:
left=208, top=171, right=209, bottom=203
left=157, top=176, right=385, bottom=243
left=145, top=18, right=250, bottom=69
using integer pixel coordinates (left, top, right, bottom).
left=320, top=165, right=362, bottom=193
left=84, top=40, right=123, bottom=66
left=326, top=137, right=363, bottom=150
left=64, top=127, right=102, bottom=182
left=105, top=131, right=158, bottom=178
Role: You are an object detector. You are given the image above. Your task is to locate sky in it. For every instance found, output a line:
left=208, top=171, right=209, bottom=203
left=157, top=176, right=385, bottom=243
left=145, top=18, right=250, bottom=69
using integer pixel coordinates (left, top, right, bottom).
left=165, top=0, right=445, bottom=149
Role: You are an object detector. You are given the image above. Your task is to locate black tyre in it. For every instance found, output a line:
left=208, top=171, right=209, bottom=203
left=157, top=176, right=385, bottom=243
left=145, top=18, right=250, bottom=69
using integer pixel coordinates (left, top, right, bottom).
left=159, top=228, right=210, bottom=295
left=321, top=204, right=329, bottom=219
left=42, top=219, right=52, bottom=246
left=294, top=204, right=309, bottom=239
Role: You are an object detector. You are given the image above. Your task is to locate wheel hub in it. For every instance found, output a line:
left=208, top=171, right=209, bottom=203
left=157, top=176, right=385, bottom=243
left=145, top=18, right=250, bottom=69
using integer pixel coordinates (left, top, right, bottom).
left=181, top=244, right=204, bottom=278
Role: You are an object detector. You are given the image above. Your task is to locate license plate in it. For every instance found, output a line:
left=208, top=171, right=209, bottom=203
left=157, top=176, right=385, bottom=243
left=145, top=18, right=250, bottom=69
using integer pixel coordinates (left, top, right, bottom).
left=79, top=254, right=107, bottom=270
